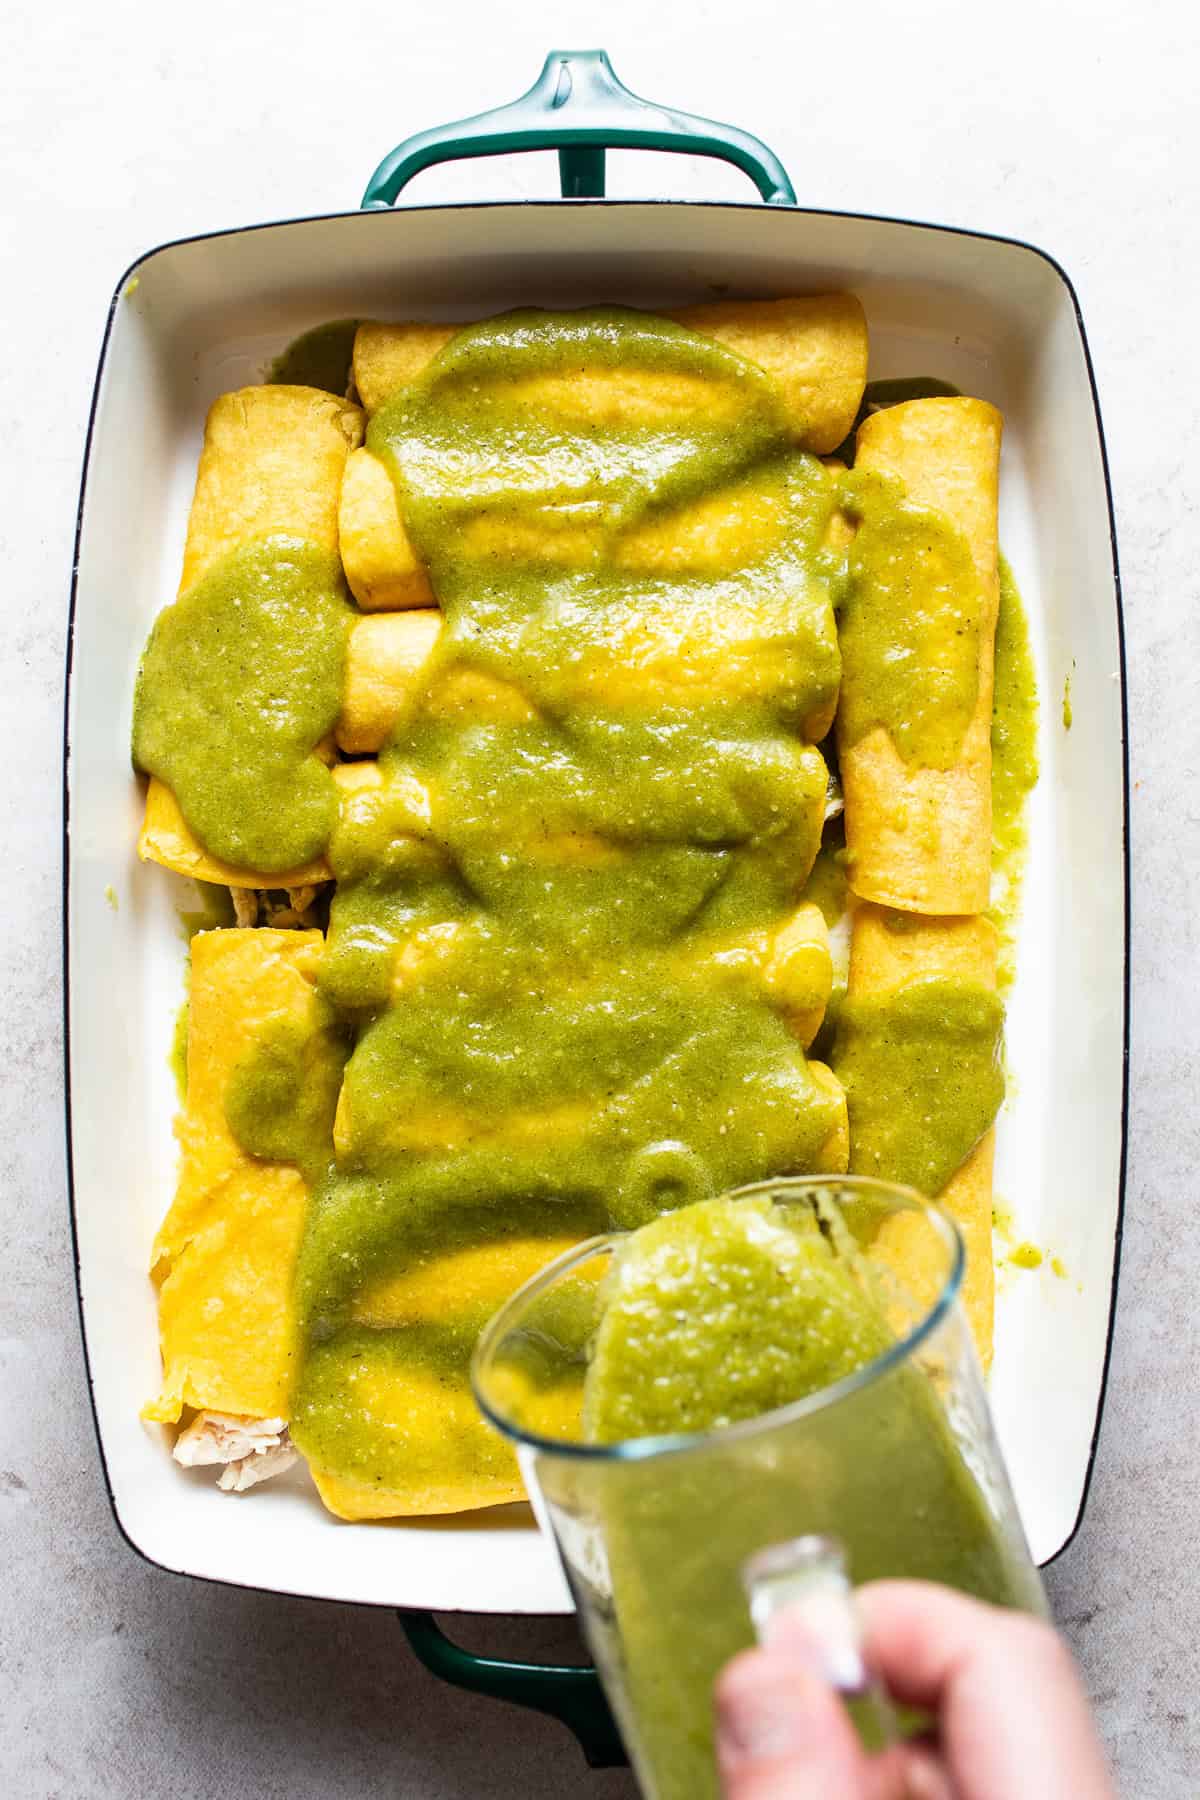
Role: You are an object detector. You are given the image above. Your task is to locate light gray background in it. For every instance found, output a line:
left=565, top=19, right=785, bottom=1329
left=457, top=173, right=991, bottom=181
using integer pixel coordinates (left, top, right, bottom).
left=3, top=2, right=1196, bottom=1793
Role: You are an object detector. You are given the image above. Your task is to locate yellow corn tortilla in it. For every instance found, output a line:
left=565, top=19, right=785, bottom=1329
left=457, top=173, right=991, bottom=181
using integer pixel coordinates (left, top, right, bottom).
left=180, top=385, right=363, bottom=592
left=764, top=903, right=835, bottom=1048
left=308, top=1234, right=592, bottom=1519
left=839, top=397, right=1002, bottom=915
left=353, top=298, right=866, bottom=447
left=350, top=1236, right=587, bottom=1327
left=811, top=1060, right=851, bottom=1176
left=336, top=468, right=840, bottom=743
left=144, top=385, right=365, bottom=870
left=352, top=321, right=460, bottom=414
left=847, top=902, right=998, bottom=1367
left=338, top=444, right=435, bottom=610
left=143, top=929, right=325, bottom=1423
left=667, top=296, right=868, bottom=454
left=682, top=902, right=832, bottom=1050
left=309, top=1408, right=524, bottom=1520
left=138, top=757, right=362, bottom=889
left=336, top=611, right=443, bottom=753
left=138, top=775, right=332, bottom=888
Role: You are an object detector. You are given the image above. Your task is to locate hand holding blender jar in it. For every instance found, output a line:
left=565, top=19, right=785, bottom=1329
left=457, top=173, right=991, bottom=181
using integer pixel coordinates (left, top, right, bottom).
left=472, top=1177, right=1057, bottom=1800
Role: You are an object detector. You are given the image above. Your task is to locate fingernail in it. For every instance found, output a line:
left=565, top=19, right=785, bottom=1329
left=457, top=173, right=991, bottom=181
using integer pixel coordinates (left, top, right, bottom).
left=901, top=1756, right=955, bottom=1800
left=765, top=1611, right=856, bottom=1684
left=717, top=1674, right=809, bottom=1762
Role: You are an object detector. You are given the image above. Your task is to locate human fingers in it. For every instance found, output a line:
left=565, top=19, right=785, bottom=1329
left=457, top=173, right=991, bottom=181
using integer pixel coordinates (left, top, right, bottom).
left=715, top=1640, right=878, bottom=1800
left=859, top=1582, right=1116, bottom=1800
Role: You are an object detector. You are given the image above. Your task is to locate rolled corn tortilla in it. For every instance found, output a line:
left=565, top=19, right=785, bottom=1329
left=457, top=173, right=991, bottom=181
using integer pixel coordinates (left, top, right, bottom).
left=138, top=775, right=332, bottom=888
left=667, top=296, right=868, bottom=454
left=838, top=397, right=1003, bottom=915
left=180, top=385, right=363, bottom=591
left=352, top=320, right=461, bottom=415
left=138, top=758, right=368, bottom=889
left=335, top=487, right=841, bottom=749
left=331, top=1049, right=847, bottom=1176
left=682, top=902, right=833, bottom=1050
left=302, top=1233, right=589, bottom=1519
left=353, top=299, right=866, bottom=446
left=338, top=444, right=435, bottom=610
left=811, top=1060, right=850, bottom=1175
left=143, top=929, right=326, bottom=1425
left=335, top=610, right=443, bottom=754
left=342, top=299, right=868, bottom=609
left=349, top=1236, right=587, bottom=1327
left=764, top=903, right=834, bottom=1048
left=141, top=385, right=364, bottom=871
left=307, top=1391, right=525, bottom=1520
left=846, top=903, right=998, bottom=1367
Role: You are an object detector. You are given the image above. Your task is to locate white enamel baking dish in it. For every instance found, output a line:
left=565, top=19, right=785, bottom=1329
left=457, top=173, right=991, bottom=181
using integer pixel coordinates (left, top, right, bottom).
left=65, top=50, right=1128, bottom=1621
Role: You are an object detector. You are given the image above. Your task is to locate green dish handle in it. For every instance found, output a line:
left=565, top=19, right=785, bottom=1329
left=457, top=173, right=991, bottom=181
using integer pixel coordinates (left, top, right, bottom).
left=399, top=1610, right=626, bottom=1768
left=361, top=48, right=795, bottom=208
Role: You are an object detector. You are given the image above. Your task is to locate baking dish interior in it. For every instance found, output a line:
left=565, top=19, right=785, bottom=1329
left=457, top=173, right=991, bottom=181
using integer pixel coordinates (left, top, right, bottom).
left=68, top=201, right=1124, bottom=1610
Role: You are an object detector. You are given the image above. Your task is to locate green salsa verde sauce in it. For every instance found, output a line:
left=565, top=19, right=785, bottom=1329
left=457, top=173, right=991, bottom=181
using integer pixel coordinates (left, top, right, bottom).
left=223, top=1007, right=349, bottom=1187
left=169, top=995, right=189, bottom=1102
left=583, top=1193, right=890, bottom=1443
left=132, top=536, right=351, bottom=872
left=213, top=321, right=1036, bottom=1508
left=264, top=309, right=859, bottom=1481
left=836, top=468, right=984, bottom=769
left=990, top=556, right=1040, bottom=986
left=266, top=319, right=361, bottom=396
left=832, top=971, right=1005, bottom=1195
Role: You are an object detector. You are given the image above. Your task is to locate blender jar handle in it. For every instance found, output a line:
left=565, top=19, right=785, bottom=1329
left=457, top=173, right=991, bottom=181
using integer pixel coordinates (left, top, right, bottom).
left=743, top=1535, right=900, bottom=1748
left=361, top=49, right=796, bottom=206
left=398, top=1610, right=626, bottom=1768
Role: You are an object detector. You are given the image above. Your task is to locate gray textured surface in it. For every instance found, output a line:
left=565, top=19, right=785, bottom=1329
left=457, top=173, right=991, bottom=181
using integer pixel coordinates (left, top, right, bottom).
left=3, top=3, right=1198, bottom=1794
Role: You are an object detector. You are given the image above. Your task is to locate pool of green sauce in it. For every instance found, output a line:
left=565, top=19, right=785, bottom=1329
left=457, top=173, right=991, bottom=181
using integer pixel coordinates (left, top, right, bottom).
left=990, top=556, right=1040, bottom=987
left=169, top=995, right=190, bottom=1101
left=132, top=536, right=352, bottom=872
left=266, top=319, right=361, bottom=396
left=563, top=1195, right=1043, bottom=1799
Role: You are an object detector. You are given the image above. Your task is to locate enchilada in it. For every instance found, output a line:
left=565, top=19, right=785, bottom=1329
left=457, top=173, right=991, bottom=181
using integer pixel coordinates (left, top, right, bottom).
left=131, top=297, right=1034, bottom=1517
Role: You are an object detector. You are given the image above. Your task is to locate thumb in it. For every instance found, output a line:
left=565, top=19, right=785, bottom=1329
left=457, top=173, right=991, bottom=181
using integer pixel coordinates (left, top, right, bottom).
left=714, top=1642, right=871, bottom=1799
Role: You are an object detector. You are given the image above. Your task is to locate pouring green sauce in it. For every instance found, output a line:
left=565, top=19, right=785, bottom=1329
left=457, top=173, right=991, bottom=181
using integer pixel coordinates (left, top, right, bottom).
left=559, top=1193, right=1044, bottom=1800
left=583, top=1193, right=890, bottom=1443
